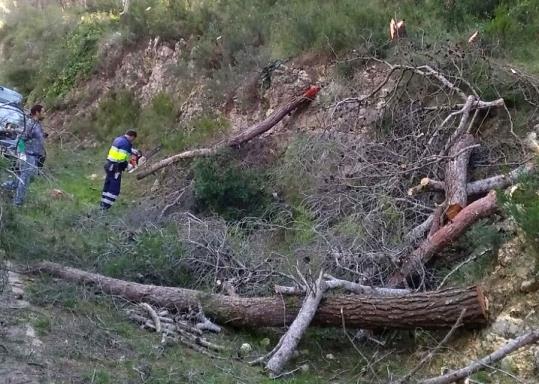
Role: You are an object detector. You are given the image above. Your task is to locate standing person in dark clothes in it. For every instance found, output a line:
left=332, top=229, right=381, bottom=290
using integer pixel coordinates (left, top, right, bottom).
left=13, top=104, right=47, bottom=206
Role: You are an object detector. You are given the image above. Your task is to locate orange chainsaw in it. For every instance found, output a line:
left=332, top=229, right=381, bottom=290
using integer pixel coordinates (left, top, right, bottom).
left=128, top=148, right=145, bottom=173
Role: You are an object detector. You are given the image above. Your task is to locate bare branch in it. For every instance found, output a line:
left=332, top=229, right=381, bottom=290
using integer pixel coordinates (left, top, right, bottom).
left=419, top=331, right=539, bottom=384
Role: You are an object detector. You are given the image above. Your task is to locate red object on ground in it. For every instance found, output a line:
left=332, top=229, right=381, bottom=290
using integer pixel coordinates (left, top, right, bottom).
left=303, top=85, right=321, bottom=99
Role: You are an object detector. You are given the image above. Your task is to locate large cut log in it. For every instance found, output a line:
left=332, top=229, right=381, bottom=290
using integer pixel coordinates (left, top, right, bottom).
left=444, top=133, right=476, bottom=220
left=136, top=86, right=320, bottom=179
left=408, top=161, right=537, bottom=197
left=35, top=261, right=488, bottom=329
left=389, top=191, right=498, bottom=288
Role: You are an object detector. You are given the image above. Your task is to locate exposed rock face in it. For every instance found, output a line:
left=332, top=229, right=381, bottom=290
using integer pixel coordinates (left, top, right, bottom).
left=50, top=38, right=394, bottom=146
left=491, top=314, right=528, bottom=339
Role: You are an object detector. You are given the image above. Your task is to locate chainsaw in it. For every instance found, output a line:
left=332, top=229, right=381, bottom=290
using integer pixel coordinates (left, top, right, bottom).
left=127, top=148, right=146, bottom=173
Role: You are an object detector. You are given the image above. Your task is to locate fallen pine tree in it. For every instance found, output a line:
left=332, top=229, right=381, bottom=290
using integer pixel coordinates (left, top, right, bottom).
left=34, top=261, right=489, bottom=329
left=136, top=85, right=321, bottom=180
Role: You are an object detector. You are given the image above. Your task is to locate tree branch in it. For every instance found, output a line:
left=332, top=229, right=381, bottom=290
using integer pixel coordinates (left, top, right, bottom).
left=419, top=331, right=539, bottom=384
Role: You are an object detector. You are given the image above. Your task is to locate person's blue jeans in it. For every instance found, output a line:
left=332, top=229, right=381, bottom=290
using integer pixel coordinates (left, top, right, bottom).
left=14, top=155, right=38, bottom=206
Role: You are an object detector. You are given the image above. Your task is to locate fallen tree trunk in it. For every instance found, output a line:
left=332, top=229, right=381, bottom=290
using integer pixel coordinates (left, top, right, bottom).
left=136, top=87, right=320, bottom=180
left=408, top=161, right=536, bottom=197
left=35, top=261, right=488, bottom=329
left=389, top=191, right=498, bottom=288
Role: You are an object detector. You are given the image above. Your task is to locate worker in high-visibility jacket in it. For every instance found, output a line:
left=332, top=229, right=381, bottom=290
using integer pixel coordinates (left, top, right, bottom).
left=100, top=129, right=137, bottom=210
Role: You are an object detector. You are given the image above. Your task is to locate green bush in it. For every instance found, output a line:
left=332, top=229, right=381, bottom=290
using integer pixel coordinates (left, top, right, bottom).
left=0, top=5, right=73, bottom=94
left=484, top=1, right=539, bottom=63
left=102, top=227, right=191, bottom=287
left=137, top=92, right=177, bottom=147
left=501, top=170, right=539, bottom=255
left=91, top=89, right=140, bottom=140
left=34, top=14, right=112, bottom=103
left=121, top=0, right=191, bottom=40
left=193, top=155, right=270, bottom=221
left=271, top=0, right=388, bottom=57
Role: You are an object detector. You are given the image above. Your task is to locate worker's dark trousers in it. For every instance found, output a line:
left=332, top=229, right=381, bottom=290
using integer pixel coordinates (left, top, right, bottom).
left=101, top=167, right=122, bottom=210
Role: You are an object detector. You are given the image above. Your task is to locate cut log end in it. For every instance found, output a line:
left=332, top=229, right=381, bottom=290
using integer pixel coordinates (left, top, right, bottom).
left=445, top=204, right=463, bottom=221
left=476, top=286, right=489, bottom=321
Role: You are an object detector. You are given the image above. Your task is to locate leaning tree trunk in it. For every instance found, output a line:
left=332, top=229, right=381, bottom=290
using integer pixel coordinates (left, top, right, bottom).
left=136, top=87, right=320, bottom=179
left=389, top=191, right=498, bottom=288
left=35, top=262, right=488, bottom=329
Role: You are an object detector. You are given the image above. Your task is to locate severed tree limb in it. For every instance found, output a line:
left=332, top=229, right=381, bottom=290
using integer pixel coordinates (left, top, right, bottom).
left=412, top=165, right=533, bottom=197
left=405, top=214, right=434, bottom=244
left=266, top=270, right=327, bottom=376
left=408, top=161, right=537, bottom=197
left=389, top=191, right=498, bottom=288
left=466, top=161, right=536, bottom=195
left=195, top=310, right=222, bottom=333
left=422, top=98, right=505, bottom=112
left=408, top=178, right=446, bottom=196
left=139, top=303, right=161, bottom=333
left=274, top=275, right=411, bottom=297
left=136, top=87, right=320, bottom=179
left=444, top=134, right=476, bottom=220
left=441, top=96, right=476, bottom=157
left=324, top=275, right=411, bottom=296
left=419, top=331, right=539, bottom=384
left=34, top=261, right=488, bottom=329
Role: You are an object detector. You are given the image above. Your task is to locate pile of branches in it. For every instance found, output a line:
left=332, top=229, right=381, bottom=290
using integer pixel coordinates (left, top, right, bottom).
left=275, top=49, right=536, bottom=287
left=127, top=302, right=224, bottom=358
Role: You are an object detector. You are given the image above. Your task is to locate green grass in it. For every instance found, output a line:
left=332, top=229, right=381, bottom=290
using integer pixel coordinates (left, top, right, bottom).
left=0, top=145, right=141, bottom=266
left=23, top=277, right=376, bottom=384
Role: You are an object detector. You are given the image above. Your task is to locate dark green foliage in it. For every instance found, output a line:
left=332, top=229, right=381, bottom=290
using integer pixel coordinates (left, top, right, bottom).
left=137, top=92, right=177, bottom=147
left=465, top=220, right=505, bottom=251
left=193, top=155, right=270, bottom=221
left=91, top=89, right=140, bottom=140
left=0, top=5, right=71, bottom=94
left=36, top=17, right=109, bottom=103
left=501, top=169, right=539, bottom=257
left=120, top=0, right=191, bottom=40
left=272, top=0, right=388, bottom=56
left=102, top=227, right=192, bottom=287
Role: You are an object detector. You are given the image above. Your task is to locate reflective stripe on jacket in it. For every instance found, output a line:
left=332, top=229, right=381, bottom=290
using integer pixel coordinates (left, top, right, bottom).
left=107, top=135, right=132, bottom=163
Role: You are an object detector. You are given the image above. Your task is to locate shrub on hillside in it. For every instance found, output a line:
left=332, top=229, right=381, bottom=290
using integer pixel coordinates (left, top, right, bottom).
left=484, top=2, right=539, bottom=59
left=91, top=89, right=140, bottom=140
left=0, top=5, right=72, bottom=94
left=193, top=155, right=270, bottom=221
left=121, top=0, right=192, bottom=40
left=271, top=0, right=388, bottom=56
left=501, top=170, right=539, bottom=261
left=34, top=14, right=113, bottom=104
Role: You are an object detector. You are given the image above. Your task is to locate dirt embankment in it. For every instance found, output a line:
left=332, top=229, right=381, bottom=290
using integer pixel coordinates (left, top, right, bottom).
left=0, top=262, right=44, bottom=384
